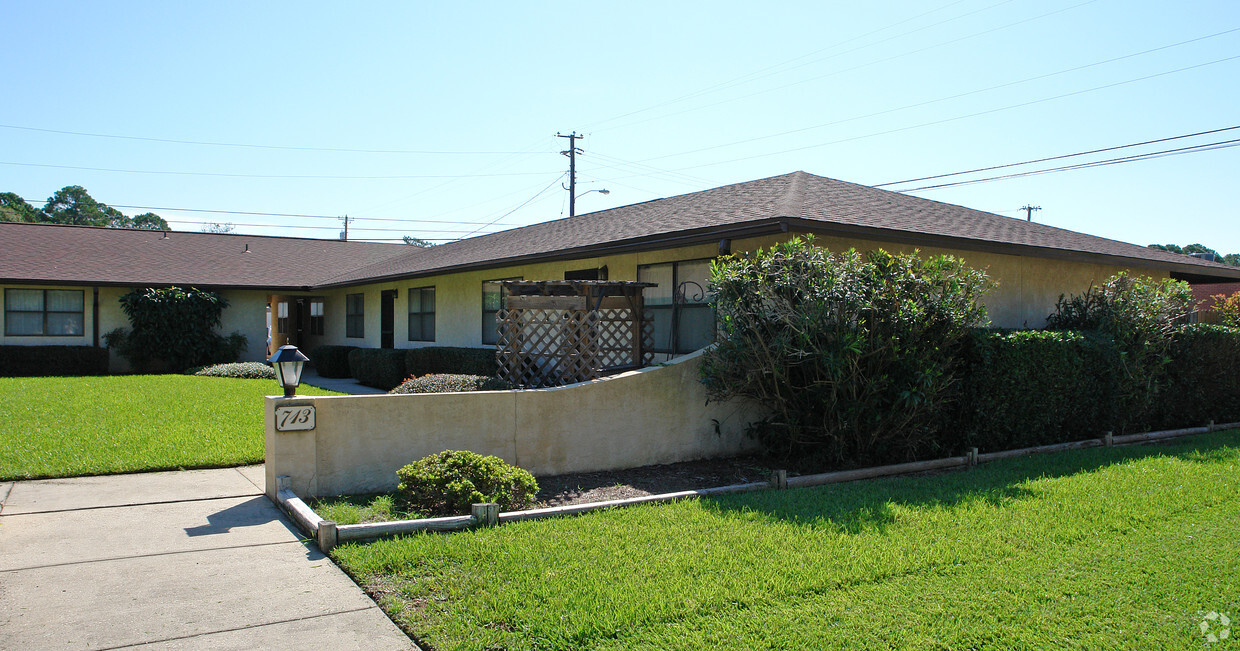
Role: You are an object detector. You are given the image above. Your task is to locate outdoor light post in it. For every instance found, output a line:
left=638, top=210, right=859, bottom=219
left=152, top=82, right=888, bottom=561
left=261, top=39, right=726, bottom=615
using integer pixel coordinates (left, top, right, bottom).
left=268, top=344, right=309, bottom=398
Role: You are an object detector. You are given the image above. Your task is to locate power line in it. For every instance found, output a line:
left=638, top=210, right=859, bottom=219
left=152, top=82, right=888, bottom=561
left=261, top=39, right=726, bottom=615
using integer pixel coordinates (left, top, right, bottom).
left=590, top=0, right=1098, bottom=135
left=14, top=198, right=518, bottom=226
left=652, top=53, right=1240, bottom=175
left=876, top=125, right=1240, bottom=187
left=457, top=172, right=568, bottom=239
left=0, top=123, right=538, bottom=155
left=892, top=138, right=1240, bottom=192
left=634, top=27, right=1240, bottom=164
left=0, top=160, right=561, bottom=180
left=158, top=219, right=501, bottom=234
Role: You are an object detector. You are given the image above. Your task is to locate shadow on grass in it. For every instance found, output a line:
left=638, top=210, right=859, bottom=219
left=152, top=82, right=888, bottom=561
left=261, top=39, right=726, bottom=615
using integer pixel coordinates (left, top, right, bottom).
left=700, top=429, right=1240, bottom=535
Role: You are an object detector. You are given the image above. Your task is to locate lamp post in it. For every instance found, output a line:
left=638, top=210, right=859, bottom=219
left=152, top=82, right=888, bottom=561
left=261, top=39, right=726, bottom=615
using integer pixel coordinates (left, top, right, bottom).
left=268, top=344, right=309, bottom=398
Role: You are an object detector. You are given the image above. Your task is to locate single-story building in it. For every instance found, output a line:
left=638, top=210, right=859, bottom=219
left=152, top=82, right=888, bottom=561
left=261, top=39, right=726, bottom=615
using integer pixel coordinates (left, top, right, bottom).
left=3, top=171, right=1238, bottom=372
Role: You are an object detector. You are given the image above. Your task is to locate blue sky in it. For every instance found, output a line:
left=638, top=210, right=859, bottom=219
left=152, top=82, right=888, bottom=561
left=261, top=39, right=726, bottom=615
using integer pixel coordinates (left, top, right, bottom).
left=3, top=1, right=1238, bottom=254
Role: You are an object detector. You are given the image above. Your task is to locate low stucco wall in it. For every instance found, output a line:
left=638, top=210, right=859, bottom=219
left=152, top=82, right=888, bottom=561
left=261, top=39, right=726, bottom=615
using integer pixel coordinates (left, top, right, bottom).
left=264, top=349, right=762, bottom=499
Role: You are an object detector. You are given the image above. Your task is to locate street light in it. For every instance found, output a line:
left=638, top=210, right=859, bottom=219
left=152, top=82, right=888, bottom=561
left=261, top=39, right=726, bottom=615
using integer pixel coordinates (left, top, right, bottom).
left=268, top=344, right=309, bottom=398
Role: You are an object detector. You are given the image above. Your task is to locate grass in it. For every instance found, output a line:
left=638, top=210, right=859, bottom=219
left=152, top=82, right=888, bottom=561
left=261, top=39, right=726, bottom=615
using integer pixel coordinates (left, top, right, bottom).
left=332, top=429, right=1240, bottom=650
left=311, top=493, right=424, bottom=525
left=0, top=375, right=343, bottom=481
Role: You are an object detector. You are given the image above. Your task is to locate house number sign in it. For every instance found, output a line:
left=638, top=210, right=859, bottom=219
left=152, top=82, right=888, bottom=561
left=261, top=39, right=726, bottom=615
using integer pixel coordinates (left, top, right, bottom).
left=275, top=406, right=315, bottom=431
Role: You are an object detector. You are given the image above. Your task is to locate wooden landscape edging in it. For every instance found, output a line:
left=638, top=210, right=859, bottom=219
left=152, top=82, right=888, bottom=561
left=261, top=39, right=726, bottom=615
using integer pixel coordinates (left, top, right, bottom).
left=278, top=420, right=1240, bottom=553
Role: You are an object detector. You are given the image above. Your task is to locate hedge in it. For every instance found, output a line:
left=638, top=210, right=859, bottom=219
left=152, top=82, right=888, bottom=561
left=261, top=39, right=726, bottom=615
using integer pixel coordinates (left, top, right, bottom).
left=390, top=374, right=512, bottom=394
left=405, top=346, right=498, bottom=378
left=1157, top=324, right=1240, bottom=427
left=348, top=348, right=408, bottom=390
left=0, top=345, right=110, bottom=377
left=309, top=345, right=357, bottom=378
left=953, top=330, right=1118, bottom=452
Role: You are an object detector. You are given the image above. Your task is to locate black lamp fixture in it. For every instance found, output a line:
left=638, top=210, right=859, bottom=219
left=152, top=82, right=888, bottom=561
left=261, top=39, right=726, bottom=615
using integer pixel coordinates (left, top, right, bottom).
left=268, top=344, right=309, bottom=398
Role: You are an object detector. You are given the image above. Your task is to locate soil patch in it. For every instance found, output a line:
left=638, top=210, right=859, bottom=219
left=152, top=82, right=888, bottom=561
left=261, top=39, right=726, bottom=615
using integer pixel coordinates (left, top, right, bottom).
left=534, top=455, right=773, bottom=507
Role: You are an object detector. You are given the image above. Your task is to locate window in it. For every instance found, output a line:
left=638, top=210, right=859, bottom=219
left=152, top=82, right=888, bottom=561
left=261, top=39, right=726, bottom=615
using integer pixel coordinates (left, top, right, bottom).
left=346, top=293, right=364, bottom=338
left=482, top=278, right=520, bottom=345
left=5, top=289, right=84, bottom=337
left=408, top=287, right=435, bottom=341
left=276, top=301, right=289, bottom=335
left=309, top=299, right=324, bottom=336
left=637, top=259, right=714, bottom=356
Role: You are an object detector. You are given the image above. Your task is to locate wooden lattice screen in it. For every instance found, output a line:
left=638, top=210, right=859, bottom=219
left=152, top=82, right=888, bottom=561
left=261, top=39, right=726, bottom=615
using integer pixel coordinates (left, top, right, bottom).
left=495, top=281, right=656, bottom=388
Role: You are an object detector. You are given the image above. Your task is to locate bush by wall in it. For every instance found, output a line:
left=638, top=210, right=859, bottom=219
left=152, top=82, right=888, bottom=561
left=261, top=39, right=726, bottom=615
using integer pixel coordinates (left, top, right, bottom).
left=953, top=330, right=1118, bottom=452
left=405, top=346, right=498, bottom=378
left=0, top=345, right=109, bottom=377
left=1045, top=273, right=1192, bottom=433
left=701, top=237, right=992, bottom=468
left=1157, top=324, right=1240, bottom=427
left=1211, top=291, right=1240, bottom=328
left=396, top=450, right=538, bottom=516
left=390, top=374, right=513, bottom=394
left=309, top=345, right=357, bottom=378
left=348, top=348, right=408, bottom=390
left=189, top=362, right=276, bottom=380
left=105, top=287, right=247, bottom=373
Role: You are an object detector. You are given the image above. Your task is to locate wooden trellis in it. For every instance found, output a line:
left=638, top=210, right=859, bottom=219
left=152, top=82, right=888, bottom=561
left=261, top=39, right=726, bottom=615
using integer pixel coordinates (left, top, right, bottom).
left=495, top=280, right=656, bottom=388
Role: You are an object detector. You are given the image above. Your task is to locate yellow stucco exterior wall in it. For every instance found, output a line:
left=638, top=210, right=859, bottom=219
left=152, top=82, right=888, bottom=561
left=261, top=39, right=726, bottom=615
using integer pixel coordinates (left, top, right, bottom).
left=304, top=233, right=1168, bottom=351
left=1, top=284, right=271, bottom=372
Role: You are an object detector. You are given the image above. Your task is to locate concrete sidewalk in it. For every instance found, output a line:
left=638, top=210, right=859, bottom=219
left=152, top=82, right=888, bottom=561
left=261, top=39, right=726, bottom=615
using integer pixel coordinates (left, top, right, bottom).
left=299, top=368, right=387, bottom=395
left=0, top=466, right=414, bottom=650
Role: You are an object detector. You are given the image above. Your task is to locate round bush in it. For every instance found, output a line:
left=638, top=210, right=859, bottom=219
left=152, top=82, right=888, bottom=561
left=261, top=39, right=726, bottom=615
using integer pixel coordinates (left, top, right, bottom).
left=389, top=373, right=512, bottom=394
left=396, top=450, right=538, bottom=516
left=191, top=362, right=276, bottom=379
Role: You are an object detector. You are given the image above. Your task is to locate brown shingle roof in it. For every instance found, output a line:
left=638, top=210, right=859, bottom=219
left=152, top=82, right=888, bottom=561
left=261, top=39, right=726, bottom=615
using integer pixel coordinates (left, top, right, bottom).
left=5, top=172, right=1237, bottom=291
left=0, top=223, right=412, bottom=289
left=318, top=171, right=1240, bottom=286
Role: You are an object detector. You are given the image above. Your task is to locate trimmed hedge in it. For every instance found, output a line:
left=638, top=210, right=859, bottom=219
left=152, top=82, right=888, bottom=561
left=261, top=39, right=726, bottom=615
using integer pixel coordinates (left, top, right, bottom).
left=954, top=330, right=1118, bottom=452
left=309, top=345, right=357, bottom=378
left=190, top=362, right=276, bottom=380
left=1157, top=324, right=1240, bottom=427
left=348, top=348, right=408, bottom=390
left=405, top=346, right=498, bottom=378
left=389, top=374, right=512, bottom=394
left=396, top=450, right=538, bottom=516
left=0, top=345, right=110, bottom=377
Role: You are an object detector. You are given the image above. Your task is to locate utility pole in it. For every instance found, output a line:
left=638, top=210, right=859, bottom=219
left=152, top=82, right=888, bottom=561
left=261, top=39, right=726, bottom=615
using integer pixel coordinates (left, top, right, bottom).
left=339, top=215, right=353, bottom=241
left=1021, top=205, right=1041, bottom=222
left=557, top=131, right=584, bottom=217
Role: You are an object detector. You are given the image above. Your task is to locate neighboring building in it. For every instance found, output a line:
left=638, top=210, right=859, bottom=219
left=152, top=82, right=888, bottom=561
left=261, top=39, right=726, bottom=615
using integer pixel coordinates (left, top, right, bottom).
left=3, top=171, right=1239, bottom=371
left=1190, top=282, right=1240, bottom=323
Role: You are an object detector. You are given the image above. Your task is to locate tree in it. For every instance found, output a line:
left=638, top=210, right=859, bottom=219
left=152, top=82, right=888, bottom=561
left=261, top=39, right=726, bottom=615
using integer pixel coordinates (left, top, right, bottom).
left=1149, top=243, right=1240, bottom=267
left=201, top=222, right=235, bottom=234
left=0, top=193, right=39, bottom=222
left=402, top=236, right=437, bottom=247
left=127, top=212, right=170, bottom=231
left=43, top=185, right=125, bottom=226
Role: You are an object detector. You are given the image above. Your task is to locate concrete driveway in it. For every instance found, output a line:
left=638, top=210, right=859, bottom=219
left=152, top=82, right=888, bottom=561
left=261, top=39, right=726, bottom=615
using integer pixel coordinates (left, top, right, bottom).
left=0, top=466, right=414, bottom=650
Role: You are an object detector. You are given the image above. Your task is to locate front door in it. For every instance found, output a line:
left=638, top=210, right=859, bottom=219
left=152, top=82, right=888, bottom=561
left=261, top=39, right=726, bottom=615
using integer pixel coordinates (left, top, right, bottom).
left=380, top=290, right=396, bottom=349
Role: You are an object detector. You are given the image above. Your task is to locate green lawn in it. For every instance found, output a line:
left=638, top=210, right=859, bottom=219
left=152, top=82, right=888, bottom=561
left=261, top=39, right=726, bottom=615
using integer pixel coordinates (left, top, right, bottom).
left=0, top=375, right=342, bottom=481
left=332, top=429, right=1240, bottom=650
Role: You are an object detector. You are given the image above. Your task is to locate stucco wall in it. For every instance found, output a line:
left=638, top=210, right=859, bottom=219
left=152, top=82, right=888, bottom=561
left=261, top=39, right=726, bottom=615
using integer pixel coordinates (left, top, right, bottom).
left=307, top=234, right=1168, bottom=352
left=264, top=349, right=762, bottom=498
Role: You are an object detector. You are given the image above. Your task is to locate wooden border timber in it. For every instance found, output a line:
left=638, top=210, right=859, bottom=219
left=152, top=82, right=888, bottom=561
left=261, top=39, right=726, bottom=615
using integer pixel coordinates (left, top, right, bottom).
left=276, top=423, right=1240, bottom=552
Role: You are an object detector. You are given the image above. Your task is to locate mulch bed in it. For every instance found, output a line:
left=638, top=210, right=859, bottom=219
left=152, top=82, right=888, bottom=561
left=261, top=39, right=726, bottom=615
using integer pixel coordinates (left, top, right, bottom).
left=533, top=455, right=774, bottom=508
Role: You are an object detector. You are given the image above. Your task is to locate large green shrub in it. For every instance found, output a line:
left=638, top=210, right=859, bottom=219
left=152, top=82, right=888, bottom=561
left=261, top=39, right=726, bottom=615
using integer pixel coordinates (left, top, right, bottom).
left=395, top=450, right=538, bottom=516
left=347, top=348, right=408, bottom=390
left=953, top=330, right=1118, bottom=452
left=389, top=373, right=513, bottom=394
left=309, top=345, right=357, bottom=378
left=0, top=345, right=109, bottom=377
left=405, top=346, right=498, bottom=377
left=105, top=287, right=247, bottom=372
left=1158, top=324, right=1240, bottom=427
left=1045, top=273, right=1192, bottom=432
left=701, top=237, right=992, bottom=468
